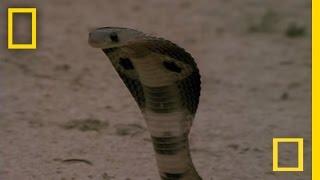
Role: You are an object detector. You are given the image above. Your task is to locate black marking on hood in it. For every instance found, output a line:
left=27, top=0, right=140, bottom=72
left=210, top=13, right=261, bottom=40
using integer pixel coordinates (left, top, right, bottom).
left=163, top=61, right=181, bottom=73
left=103, top=47, right=118, bottom=54
left=119, top=57, right=134, bottom=70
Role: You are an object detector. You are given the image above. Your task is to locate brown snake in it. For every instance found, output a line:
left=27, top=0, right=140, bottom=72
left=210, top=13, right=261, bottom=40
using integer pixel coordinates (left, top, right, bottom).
left=89, top=27, right=201, bottom=180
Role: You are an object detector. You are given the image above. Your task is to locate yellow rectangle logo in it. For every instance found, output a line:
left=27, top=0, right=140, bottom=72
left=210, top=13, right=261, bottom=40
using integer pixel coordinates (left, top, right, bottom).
left=273, top=138, right=304, bottom=172
left=8, top=8, right=37, bottom=49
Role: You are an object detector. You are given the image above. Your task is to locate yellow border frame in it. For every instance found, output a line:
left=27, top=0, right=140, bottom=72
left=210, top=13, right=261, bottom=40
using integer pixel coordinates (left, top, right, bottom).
left=7, top=8, right=37, bottom=49
left=273, top=138, right=304, bottom=172
left=313, top=0, right=318, bottom=179
left=1, top=2, right=314, bottom=179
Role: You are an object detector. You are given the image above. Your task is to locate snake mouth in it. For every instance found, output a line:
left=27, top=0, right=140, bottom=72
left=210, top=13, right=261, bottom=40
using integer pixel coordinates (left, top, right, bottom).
left=88, top=33, right=105, bottom=48
left=88, top=39, right=104, bottom=48
left=88, top=30, right=110, bottom=48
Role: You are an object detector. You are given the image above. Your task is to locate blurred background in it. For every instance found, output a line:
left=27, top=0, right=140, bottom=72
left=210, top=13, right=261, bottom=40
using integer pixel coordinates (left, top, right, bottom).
left=0, top=0, right=311, bottom=179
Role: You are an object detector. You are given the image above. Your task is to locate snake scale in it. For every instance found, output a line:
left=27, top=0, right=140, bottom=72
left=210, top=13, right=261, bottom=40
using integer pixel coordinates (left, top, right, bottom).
left=89, top=27, right=201, bottom=180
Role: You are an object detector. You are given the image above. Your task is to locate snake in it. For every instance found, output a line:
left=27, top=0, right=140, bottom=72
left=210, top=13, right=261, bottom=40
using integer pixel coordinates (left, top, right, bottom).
left=89, top=27, right=201, bottom=180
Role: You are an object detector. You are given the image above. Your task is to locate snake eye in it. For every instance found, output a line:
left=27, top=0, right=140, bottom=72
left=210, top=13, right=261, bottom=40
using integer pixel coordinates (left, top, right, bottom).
left=119, top=58, right=134, bottom=70
left=109, top=32, right=119, bottom=42
left=163, top=61, right=181, bottom=73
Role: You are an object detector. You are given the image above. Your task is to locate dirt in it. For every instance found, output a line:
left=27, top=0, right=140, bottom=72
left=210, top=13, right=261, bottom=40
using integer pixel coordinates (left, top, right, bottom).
left=0, top=0, right=311, bottom=179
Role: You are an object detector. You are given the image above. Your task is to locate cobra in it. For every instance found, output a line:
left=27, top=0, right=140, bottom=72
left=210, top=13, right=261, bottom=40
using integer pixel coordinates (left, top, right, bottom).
left=89, top=27, right=201, bottom=180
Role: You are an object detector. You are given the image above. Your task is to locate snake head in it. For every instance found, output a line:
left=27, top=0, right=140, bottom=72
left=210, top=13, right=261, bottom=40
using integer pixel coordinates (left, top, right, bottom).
left=89, top=27, right=144, bottom=49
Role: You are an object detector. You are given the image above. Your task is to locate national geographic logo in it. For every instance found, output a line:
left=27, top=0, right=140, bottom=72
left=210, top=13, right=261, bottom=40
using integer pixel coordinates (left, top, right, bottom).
left=7, top=8, right=37, bottom=49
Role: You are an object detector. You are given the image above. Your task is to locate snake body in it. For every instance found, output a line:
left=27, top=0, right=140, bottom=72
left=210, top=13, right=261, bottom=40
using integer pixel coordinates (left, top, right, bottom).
left=89, top=27, right=201, bottom=180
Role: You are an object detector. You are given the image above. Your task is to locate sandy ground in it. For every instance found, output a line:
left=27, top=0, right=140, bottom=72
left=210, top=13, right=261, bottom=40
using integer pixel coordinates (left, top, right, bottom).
left=0, top=0, right=311, bottom=179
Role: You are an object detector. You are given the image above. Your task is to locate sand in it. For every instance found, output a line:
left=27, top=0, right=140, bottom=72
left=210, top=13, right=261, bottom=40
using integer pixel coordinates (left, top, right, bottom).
left=0, top=0, right=311, bottom=179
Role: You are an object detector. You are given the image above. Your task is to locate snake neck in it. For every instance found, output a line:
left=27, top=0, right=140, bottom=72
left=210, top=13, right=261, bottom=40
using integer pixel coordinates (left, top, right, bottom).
left=142, top=85, right=201, bottom=180
left=152, top=135, right=202, bottom=180
left=130, top=53, right=201, bottom=179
